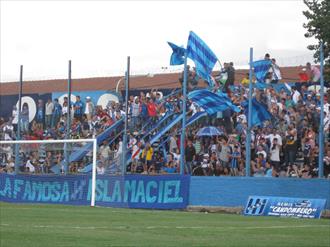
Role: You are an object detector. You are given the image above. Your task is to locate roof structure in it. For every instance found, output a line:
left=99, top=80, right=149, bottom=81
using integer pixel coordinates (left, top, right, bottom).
left=0, top=66, right=305, bottom=95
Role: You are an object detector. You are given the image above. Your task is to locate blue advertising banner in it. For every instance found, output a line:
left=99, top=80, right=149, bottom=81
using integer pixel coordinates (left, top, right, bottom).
left=0, top=174, right=190, bottom=209
left=244, top=196, right=326, bottom=219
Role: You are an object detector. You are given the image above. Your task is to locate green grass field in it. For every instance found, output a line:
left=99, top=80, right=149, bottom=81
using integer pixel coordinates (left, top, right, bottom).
left=0, top=202, right=329, bottom=247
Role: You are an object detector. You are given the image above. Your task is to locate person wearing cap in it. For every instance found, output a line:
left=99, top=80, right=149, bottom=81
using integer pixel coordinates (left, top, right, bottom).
left=84, top=96, right=94, bottom=122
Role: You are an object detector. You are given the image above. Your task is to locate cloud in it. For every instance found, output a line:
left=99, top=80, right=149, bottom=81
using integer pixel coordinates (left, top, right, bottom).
left=0, top=0, right=314, bottom=82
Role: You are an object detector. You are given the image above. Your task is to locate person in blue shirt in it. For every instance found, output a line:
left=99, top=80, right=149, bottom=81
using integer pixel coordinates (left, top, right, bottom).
left=52, top=98, right=62, bottom=128
left=35, top=99, right=45, bottom=129
left=264, top=161, right=273, bottom=177
left=73, top=96, right=84, bottom=121
left=229, top=145, right=240, bottom=176
left=162, top=161, right=177, bottom=174
left=140, top=99, right=148, bottom=124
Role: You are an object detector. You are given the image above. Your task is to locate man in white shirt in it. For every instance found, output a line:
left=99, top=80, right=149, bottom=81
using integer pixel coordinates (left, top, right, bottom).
left=3, top=119, right=14, bottom=141
left=256, top=145, right=267, bottom=160
left=266, top=128, right=282, bottom=146
left=26, top=159, right=35, bottom=173
left=270, top=58, right=282, bottom=83
left=45, top=98, right=54, bottom=128
left=291, top=87, right=301, bottom=105
left=96, top=161, right=105, bottom=175
left=99, top=141, right=110, bottom=163
left=84, top=96, right=94, bottom=122
left=12, top=106, right=18, bottom=124
left=131, top=98, right=140, bottom=129
left=269, top=138, right=281, bottom=170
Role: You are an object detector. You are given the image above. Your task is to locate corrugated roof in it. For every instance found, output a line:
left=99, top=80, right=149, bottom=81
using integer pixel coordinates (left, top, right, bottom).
left=0, top=66, right=304, bottom=95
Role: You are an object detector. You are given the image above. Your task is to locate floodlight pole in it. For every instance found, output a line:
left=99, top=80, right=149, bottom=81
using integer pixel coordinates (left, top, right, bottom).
left=14, top=65, right=23, bottom=174
left=318, top=43, right=325, bottom=178
left=245, top=48, right=253, bottom=177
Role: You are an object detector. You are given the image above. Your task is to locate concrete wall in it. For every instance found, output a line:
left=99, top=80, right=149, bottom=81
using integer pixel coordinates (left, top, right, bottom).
left=189, top=177, right=330, bottom=209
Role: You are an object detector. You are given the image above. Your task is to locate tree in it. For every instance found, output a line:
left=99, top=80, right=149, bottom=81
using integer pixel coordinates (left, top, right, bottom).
left=303, top=0, right=330, bottom=81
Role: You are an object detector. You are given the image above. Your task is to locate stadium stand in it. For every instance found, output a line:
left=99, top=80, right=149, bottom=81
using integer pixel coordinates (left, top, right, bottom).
left=0, top=62, right=329, bottom=178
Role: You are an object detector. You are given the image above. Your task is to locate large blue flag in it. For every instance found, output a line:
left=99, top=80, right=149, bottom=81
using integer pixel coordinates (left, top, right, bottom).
left=242, top=98, right=272, bottom=127
left=186, top=31, right=218, bottom=88
left=188, top=89, right=240, bottom=115
left=252, top=59, right=272, bottom=89
left=167, top=42, right=186, bottom=65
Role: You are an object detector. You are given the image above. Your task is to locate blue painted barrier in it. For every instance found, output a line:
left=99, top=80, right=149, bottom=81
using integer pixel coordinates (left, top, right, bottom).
left=0, top=174, right=190, bottom=209
left=1, top=174, right=329, bottom=210
left=189, top=176, right=330, bottom=210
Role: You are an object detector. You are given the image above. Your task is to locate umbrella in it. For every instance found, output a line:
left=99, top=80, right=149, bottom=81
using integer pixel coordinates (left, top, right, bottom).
left=196, top=126, right=223, bottom=137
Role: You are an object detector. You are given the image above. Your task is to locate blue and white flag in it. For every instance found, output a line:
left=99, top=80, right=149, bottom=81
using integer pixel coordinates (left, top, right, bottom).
left=167, top=42, right=186, bottom=65
left=188, top=89, right=240, bottom=115
left=186, top=31, right=218, bottom=88
left=242, top=98, right=272, bottom=126
left=252, top=59, right=272, bottom=89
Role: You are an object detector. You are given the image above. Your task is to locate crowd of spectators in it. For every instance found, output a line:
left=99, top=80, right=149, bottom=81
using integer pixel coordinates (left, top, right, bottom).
left=0, top=57, right=329, bottom=178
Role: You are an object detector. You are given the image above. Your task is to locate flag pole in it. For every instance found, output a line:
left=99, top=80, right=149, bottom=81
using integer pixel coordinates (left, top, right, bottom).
left=122, top=56, right=130, bottom=175
left=318, top=42, right=325, bottom=178
left=245, top=47, right=253, bottom=177
left=217, top=59, right=224, bottom=71
left=14, top=65, right=23, bottom=174
left=65, top=60, right=71, bottom=175
left=180, top=52, right=188, bottom=175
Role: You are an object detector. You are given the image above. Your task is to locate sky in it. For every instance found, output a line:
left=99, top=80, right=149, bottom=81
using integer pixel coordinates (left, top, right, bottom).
left=0, top=0, right=315, bottom=82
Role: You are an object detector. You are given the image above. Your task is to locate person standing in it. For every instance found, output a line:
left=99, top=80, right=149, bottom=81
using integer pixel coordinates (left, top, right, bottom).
left=219, top=138, right=231, bottom=168
left=74, top=95, right=84, bottom=121
left=223, top=62, right=235, bottom=95
left=229, top=145, right=240, bottom=176
left=84, top=96, right=94, bottom=122
left=269, top=138, right=281, bottom=171
left=35, top=99, right=45, bottom=130
left=169, top=134, right=178, bottom=153
left=291, top=87, right=301, bottom=105
left=270, top=58, right=282, bottom=84
left=185, top=139, right=196, bottom=174
left=306, top=62, right=321, bottom=83
left=52, top=98, right=62, bottom=128
left=45, top=98, right=54, bottom=128
left=3, top=118, right=14, bottom=141
left=131, top=97, right=140, bottom=130
left=140, top=142, right=153, bottom=173
left=147, top=98, right=157, bottom=125
left=12, top=105, right=18, bottom=131
left=21, top=103, right=29, bottom=134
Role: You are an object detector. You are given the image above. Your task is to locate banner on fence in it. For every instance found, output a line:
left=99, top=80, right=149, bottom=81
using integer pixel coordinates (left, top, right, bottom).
left=0, top=174, right=190, bottom=209
left=244, top=196, right=326, bottom=219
